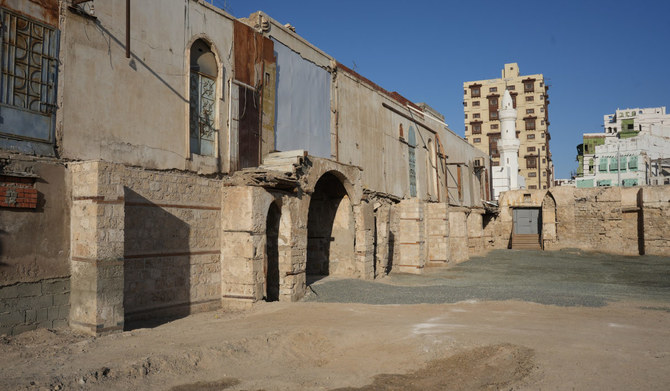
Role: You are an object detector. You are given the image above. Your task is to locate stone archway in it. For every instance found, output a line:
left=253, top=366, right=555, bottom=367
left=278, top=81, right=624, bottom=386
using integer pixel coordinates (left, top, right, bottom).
left=306, top=172, right=355, bottom=282
left=541, top=191, right=557, bottom=249
left=265, top=202, right=281, bottom=301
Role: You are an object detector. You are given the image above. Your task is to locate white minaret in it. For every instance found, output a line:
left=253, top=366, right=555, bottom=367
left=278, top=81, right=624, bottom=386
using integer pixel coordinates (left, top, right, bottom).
left=498, top=89, right=521, bottom=190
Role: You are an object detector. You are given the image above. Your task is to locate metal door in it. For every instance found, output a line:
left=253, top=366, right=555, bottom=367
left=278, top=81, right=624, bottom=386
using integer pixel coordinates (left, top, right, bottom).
left=513, top=208, right=540, bottom=234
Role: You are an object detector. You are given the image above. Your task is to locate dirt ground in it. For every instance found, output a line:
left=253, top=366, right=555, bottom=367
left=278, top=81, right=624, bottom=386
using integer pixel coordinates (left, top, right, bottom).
left=2, top=251, right=670, bottom=390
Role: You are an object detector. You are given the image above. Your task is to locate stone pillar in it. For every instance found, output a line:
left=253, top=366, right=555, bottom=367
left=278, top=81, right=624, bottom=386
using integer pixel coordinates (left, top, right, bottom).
left=354, top=200, right=375, bottom=280
left=279, top=196, right=308, bottom=301
left=425, top=202, right=450, bottom=267
left=396, top=198, right=426, bottom=274
left=467, top=209, right=485, bottom=256
left=69, top=161, right=125, bottom=335
left=448, top=209, right=469, bottom=263
left=220, top=186, right=272, bottom=309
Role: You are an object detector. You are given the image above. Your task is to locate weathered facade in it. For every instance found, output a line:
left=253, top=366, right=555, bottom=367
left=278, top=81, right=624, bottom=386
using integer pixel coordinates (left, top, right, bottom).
left=0, top=1, right=493, bottom=335
left=1, top=1, right=668, bottom=337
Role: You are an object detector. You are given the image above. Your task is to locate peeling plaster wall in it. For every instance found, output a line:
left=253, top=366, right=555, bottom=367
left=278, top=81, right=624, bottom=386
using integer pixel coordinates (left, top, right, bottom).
left=58, top=1, right=234, bottom=173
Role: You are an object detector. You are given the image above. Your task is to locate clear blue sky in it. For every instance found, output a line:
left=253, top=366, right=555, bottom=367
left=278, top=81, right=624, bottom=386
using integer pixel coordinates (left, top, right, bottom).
left=214, top=0, right=669, bottom=179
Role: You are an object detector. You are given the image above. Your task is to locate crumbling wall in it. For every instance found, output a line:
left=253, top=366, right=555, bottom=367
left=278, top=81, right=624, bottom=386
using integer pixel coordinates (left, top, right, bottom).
left=449, top=209, right=469, bottom=263
left=425, top=202, right=450, bottom=267
left=467, top=209, right=486, bottom=256
left=0, top=156, right=70, bottom=335
left=395, top=199, right=426, bottom=273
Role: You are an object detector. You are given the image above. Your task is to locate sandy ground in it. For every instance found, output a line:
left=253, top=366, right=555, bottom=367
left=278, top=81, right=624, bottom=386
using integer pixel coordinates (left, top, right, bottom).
left=1, top=300, right=669, bottom=390
left=2, top=250, right=669, bottom=390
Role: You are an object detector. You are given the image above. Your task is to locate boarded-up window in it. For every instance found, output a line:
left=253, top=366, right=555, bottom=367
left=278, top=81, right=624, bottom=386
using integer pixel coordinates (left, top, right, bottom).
left=599, top=158, right=608, bottom=172
left=628, top=156, right=638, bottom=170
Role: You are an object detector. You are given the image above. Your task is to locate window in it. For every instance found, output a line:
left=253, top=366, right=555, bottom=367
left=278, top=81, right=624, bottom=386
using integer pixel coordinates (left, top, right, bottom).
left=473, top=113, right=480, bottom=119
left=539, top=82, right=544, bottom=87
left=525, top=96, right=534, bottom=102
left=489, top=87, right=497, bottom=92
left=541, top=120, right=545, bottom=125
left=541, top=145, right=545, bottom=150
left=0, top=8, right=58, bottom=143
left=471, top=122, right=482, bottom=134
left=525, top=118, right=536, bottom=130
left=464, top=114, right=468, bottom=119
left=507, top=85, right=515, bottom=90
left=489, top=97, right=498, bottom=107
left=489, top=111, right=498, bottom=120
left=526, top=156, right=537, bottom=168
left=542, top=158, right=546, bottom=163
left=528, top=185, right=537, bottom=189
left=474, top=138, right=481, bottom=143
left=541, top=133, right=545, bottom=138
left=463, top=101, right=467, bottom=106
left=473, top=101, right=480, bottom=107
left=527, top=133, right=535, bottom=139
left=527, top=146, right=536, bottom=152
left=526, top=109, right=535, bottom=114
left=542, top=171, right=546, bottom=176
left=464, top=126, right=468, bottom=131
left=471, top=87, right=481, bottom=98
left=464, top=89, right=467, bottom=95
left=627, top=123, right=634, bottom=130
left=528, top=172, right=537, bottom=177
left=489, top=133, right=500, bottom=158
left=189, top=39, right=219, bottom=156
left=628, top=156, right=638, bottom=170
left=599, top=158, right=608, bottom=172
left=490, top=124, right=499, bottom=129
left=524, top=81, right=534, bottom=92
left=540, top=107, right=544, bottom=112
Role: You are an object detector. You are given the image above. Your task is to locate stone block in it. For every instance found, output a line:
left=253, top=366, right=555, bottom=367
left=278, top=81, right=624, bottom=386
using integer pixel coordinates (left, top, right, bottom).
left=13, top=323, right=38, bottom=334
left=17, top=283, right=42, bottom=298
left=0, top=285, right=19, bottom=299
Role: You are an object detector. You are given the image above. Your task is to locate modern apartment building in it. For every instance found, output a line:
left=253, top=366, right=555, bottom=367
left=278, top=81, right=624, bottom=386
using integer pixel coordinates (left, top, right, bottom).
left=464, top=63, right=553, bottom=189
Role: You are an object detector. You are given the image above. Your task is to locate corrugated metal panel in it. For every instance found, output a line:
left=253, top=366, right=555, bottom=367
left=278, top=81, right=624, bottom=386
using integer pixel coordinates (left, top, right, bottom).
left=272, top=38, right=330, bottom=158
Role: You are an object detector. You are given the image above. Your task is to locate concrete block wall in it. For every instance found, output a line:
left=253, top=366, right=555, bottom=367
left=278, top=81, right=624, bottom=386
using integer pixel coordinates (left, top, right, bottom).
left=0, top=278, right=69, bottom=335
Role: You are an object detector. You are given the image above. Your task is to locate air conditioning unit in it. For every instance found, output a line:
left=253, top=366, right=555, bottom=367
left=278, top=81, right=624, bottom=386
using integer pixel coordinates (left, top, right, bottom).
left=473, top=158, right=483, bottom=168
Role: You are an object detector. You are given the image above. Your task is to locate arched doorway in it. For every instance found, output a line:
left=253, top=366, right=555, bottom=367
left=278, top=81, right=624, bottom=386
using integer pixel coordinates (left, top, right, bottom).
left=265, top=202, right=281, bottom=301
left=306, top=172, right=355, bottom=282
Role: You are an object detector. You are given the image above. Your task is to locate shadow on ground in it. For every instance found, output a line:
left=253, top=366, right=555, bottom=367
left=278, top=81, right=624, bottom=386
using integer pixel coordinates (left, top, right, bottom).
left=303, top=249, right=670, bottom=307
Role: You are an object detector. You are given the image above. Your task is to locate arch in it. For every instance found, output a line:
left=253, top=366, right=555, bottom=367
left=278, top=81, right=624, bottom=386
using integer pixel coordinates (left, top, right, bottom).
left=306, top=172, right=355, bottom=282
left=188, top=38, right=220, bottom=156
left=541, top=191, right=557, bottom=248
left=264, top=201, right=281, bottom=301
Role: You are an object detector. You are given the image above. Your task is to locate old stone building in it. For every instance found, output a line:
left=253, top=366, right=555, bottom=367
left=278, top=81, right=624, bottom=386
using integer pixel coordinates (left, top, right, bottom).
left=1, top=1, right=668, bottom=337
left=0, top=0, right=492, bottom=335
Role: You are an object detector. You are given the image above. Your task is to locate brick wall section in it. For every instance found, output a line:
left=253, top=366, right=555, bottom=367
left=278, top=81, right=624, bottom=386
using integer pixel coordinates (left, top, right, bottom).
left=0, top=175, right=38, bottom=209
left=0, top=278, right=69, bottom=336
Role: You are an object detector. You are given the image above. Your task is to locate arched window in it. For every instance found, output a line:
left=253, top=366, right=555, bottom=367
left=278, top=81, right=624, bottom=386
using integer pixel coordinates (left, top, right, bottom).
left=189, top=39, right=218, bottom=156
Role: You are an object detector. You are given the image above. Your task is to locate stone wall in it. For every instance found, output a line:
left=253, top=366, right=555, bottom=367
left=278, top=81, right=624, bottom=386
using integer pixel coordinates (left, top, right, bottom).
left=641, top=186, right=670, bottom=256
left=121, top=167, right=222, bottom=321
left=485, top=185, right=670, bottom=256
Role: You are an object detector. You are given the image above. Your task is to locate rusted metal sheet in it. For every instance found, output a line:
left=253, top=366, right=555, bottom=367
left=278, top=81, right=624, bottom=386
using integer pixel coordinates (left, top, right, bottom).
left=0, top=0, right=59, bottom=27
left=233, top=21, right=275, bottom=86
left=238, top=85, right=260, bottom=169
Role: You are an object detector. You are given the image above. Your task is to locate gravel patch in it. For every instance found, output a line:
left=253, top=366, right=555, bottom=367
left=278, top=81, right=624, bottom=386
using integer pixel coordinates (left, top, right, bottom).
left=303, top=249, right=670, bottom=307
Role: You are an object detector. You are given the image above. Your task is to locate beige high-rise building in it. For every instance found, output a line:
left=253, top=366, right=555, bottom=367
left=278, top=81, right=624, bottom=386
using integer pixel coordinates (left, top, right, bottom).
left=463, top=63, right=553, bottom=189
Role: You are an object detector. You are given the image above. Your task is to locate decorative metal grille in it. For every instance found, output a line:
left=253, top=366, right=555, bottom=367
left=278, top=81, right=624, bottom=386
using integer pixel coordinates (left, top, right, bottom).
left=189, top=72, right=216, bottom=155
left=0, top=9, right=58, bottom=115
